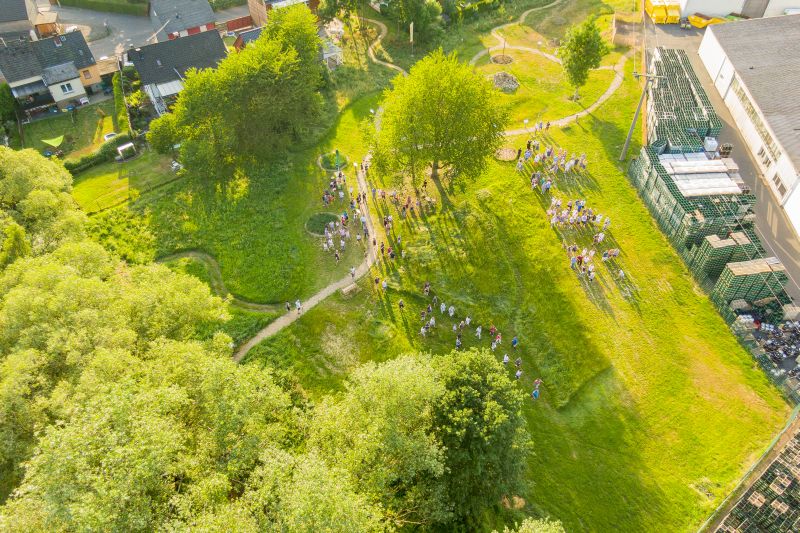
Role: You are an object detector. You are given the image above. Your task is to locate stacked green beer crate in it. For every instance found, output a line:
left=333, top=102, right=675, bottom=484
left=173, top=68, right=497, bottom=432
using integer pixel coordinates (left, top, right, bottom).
left=711, top=258, right=789, bottom=307
left=645, top=48, right=721, bottom=153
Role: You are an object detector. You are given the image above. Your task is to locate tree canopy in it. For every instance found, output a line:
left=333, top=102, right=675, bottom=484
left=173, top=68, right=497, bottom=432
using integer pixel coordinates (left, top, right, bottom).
left=148, top=4, right=323, bottom=178
left=0, top=148, right=537, bottom=531
left=557, top=18, right=609, bottom=99
left=373, top=49, right=509, bottom=184
left=0, top=148, right=85, bottom=258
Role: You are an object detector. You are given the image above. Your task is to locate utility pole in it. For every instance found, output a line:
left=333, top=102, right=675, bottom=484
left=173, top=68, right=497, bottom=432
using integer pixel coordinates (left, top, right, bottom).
left=618, top=71, right=662, bottom=162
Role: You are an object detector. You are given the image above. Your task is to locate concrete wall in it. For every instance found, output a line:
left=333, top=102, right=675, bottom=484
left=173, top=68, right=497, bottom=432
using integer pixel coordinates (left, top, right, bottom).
left=680, top=0, right=745, bottom=16
left=681, top=0, right=800, bottom=16
left=764, top=0, right=800, bottom=15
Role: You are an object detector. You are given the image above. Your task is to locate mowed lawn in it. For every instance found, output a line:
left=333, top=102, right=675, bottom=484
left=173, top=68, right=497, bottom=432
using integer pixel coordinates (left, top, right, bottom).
left=245, top=60, right=789, bottom=532
left=23, top=100, right=116, bottom=159
left=72, top=150, right=176, bottom=213
left=475, top=50, right=616, bottom=125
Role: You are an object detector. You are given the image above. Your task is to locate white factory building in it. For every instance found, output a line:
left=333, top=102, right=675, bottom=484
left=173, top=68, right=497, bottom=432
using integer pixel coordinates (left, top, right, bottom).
left=698, top=14, right=800, bottom=236
left=679, top=0, right=799, bottom=17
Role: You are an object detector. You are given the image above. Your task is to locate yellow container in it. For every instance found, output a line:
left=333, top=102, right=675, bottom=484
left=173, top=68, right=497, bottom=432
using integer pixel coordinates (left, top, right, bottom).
left=689, top=14, right=711, bottom=28
left=666, top=3, right=680, bottom=23
left=652, top=4, right=668, bottom=23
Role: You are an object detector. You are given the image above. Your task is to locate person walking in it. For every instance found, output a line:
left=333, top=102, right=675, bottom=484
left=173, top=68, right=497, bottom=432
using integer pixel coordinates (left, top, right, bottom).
left=440, top=302, right=446, bottom=314
left=511, top=336, right=519, bottom=349
left=295, top=299, right=302, bottom=314
left=285, top=301, right=291, bottom=313
left=503, top=354, right=510, bottom=365
left=350, top=266, right=356, bottom=279
left=448, top=305, right=455, bottom=317
left=475, top=325, right=482, bottom=339
left=398, top=299, right=405, bottom=311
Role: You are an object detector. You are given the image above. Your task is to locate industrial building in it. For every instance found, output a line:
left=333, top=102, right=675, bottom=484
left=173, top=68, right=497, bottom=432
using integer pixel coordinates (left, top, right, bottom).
left=698, top=14, right=800, bottom=239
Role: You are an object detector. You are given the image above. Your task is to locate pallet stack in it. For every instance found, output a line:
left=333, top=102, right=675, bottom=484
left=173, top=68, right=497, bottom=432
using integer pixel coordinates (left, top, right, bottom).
left=711, top=257, right=789, bottom=306
left=687, top=232, right=761, bottom=281
left=646, top=48, right=721, bottom=154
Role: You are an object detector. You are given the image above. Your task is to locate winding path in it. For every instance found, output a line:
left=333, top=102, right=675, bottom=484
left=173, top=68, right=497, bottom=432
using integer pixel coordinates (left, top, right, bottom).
left=157, top=251, right=281, bottom=312
left=234, top=166, right=378, bottom=362
left=231, top=3, right=632, bottom=360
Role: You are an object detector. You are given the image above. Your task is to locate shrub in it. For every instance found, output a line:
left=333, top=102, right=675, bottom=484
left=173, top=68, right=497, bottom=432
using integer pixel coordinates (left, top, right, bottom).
left=113, top=73, right=131, bottom=134
left=57, top=0, right=148, bottom=15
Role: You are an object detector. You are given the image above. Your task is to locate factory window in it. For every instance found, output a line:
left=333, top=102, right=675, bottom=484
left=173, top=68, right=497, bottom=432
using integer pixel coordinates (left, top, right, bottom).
left=731, top=76, right=781, bottom=161
left=772, top=173, right=787, bottom=197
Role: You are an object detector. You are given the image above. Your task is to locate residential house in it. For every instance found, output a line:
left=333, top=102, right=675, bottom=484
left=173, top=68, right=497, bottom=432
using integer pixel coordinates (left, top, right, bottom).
left=0, top=0, right=59, bottom=44
left=0, top=31, right=101, bottom=114
left=232, top=26, right=261, bottom=51
left=247, top=0, right=319, bottom=28
left=128, top=30, right=227, bottom=115
left=233, top=25, right=342, bottom=69
left=0, top=0, right=37, bottom=42
left=150, top=0, right=216, bottom=42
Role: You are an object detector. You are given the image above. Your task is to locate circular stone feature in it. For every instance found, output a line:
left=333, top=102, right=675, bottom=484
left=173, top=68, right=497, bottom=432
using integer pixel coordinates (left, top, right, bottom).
left=493, top=71, right=520, bottom=93
left=319, top=152, right=348, bottom=171
left=306, top=212, right=339, bottom=235
left=495, top=147, right=517, bottom=161
left=491, top=54, right=513, bottom=65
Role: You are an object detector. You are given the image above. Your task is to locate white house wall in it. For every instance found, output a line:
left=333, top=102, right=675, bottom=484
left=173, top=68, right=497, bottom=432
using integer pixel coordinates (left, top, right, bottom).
left=48, top=77, right=86, bottom=102
left=680, top=0, right=745, bottom=17
left=764, top=0, right=800, bottom=15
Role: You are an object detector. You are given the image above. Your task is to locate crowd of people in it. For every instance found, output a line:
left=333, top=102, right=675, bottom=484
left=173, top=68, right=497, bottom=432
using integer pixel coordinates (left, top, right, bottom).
left=511, top=138, right=627, bottom=284
left=408, top=285, right=543, bottom=400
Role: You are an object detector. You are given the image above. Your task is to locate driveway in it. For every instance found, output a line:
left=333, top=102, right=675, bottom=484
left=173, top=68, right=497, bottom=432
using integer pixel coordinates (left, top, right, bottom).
left=36, top=1, right=252, bottom=58
left=645, top=20, right=800, bottom=301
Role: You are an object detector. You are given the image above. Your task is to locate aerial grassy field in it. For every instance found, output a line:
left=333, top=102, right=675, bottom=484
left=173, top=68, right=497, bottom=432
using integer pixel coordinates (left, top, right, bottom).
left=72, top=150, right=177, bottom=213
left=22, top=100, right=116, bottom=158
left=83, top=37, right=390, bottom=304
left=244, top=6, right=790, bottom=531
left=475, top=49, right=616, bottom=125
left=69, top=1, right=790, bottom=529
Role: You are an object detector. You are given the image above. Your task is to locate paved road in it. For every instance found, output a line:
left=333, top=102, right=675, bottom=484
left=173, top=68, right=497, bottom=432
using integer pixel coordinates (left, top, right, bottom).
left=646, top=21, right=800, bottom=302
left=36, top=0, right=251, bottom=58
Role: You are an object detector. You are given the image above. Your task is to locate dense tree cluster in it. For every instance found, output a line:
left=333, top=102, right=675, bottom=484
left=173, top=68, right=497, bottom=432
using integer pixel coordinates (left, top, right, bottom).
left=148, top=5, right=324, bottom=178
left=372, top=50, right=509, bottom=184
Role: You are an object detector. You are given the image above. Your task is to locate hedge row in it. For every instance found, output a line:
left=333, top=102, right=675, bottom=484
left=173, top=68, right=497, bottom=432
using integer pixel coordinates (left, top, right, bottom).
left=112, top=73, right=131, bottom=135
left=64, top=133, right=133, bottom=174
left=209, top=0, right=246, bottom=10
left=58, top=0, right=148, bottom=16
left=457, top=0, right=501, bottom=18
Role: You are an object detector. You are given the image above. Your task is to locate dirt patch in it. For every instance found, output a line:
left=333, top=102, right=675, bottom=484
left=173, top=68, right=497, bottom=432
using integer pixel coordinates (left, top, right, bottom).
left=491, top=54, right=513, bottom=64
left=495, top=147, right=518, bottom=162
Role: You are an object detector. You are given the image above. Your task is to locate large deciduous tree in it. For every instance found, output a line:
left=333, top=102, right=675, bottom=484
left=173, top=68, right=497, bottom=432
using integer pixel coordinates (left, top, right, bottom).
left=311, top=356, right=450, bottom=527
left=557, top=18, right=609, bottom=99
left=432, top=349, right=532, bottom=526
left=385, top=0, right=442, bottom=42
left=373, top=49, right=508, bottom=184
left=0, top=148, right=85, bottom=255
left=148, top=4, right=323, bottom=178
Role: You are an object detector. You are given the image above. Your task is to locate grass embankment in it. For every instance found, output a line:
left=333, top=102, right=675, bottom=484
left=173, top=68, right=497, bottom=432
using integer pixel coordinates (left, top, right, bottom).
left=23, top=100, right=115, bottom=159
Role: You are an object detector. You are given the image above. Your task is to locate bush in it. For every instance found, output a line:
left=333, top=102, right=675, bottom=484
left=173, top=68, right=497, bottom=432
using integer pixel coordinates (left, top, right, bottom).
left=208, top=0, right=246, bottom=10
left=113, top=73, right=131, bottom=134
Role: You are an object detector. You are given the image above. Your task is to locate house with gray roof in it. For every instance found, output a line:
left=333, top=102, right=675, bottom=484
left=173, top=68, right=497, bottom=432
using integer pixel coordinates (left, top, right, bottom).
left=0, top=31, right=101, bottom=112
left=149, top=0, right=216, bottom=42
left=699, top=14, right=800, bottom=239
left=0, top=0, right=37, bottom=41
left=128, top=30, right=226, bottom=114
